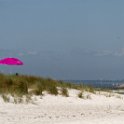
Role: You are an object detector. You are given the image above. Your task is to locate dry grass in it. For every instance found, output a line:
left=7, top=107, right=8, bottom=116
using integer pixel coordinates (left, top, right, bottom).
left=61, top=88, right=69, bottom=97
left=0, top=73, right=95, bottom=101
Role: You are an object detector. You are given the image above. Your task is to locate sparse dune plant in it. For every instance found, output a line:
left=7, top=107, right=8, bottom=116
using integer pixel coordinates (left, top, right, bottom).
left=86, top=85, right=95, bottom=93
left=86, top=94, right=91, bottom=99
left=61, top=87, right=69, bottom=97
left=11, top=78, right=28, bottom=96
left=2, top=94, right=10, bottom=102
left=78, top=91, right=83, bottom=98
left=0, top=73, right=96, bottom=103
left=48, top=86, right=58, bottom=95
left=29, top=82, right=44, bottom=95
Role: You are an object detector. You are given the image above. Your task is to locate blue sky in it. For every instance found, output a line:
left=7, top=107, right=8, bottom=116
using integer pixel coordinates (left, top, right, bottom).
left=0, top=0, right=124, bottom=80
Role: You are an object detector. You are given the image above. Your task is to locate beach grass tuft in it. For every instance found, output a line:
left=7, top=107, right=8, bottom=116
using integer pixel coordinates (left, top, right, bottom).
left=61, top=87, right=69, bottom=97
left=78, top=91, right=83, bottom=98
left=0, top=73, right=95, bottom=102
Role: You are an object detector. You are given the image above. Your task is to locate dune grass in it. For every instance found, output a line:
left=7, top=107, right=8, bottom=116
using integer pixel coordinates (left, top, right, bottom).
left=0, top=73, right=95, bottom=98
left=78, top=91, right=83, bottom=98
left=61, top=87, right=69, bottom=97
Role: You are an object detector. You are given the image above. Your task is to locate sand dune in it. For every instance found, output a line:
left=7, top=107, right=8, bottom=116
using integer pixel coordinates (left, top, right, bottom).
left=0, top=90, right=124, bottom=124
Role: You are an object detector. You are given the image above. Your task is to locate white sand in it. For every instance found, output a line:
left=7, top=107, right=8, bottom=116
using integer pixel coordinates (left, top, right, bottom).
left=0, top=90, right=124, bottom=124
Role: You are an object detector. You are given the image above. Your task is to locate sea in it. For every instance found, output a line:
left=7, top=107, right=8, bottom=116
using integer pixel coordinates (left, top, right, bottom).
left=63, top=80, right=124, bottom=89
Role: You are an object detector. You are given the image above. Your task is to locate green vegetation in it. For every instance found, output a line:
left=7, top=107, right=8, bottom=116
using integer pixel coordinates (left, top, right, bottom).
left=1, top=94, right=10, bottom=102
left=78, top=91, right=83, bottom=98
left=61, top=87, right=69, bottom=97
left=0, top=73, right=95, bottom=101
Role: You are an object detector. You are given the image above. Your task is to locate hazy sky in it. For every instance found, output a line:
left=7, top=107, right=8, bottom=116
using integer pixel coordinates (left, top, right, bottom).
left=1, top=0, right=124, bottom=80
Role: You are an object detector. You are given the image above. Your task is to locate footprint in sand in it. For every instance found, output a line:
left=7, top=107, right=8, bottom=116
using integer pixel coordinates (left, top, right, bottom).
left=56, top=116, right=59, bottom=118
left=72, top=115, right=76, bottom=118
left=81, top=113, right=84, bottom=116
left=49, top=116, right=52, bottom=119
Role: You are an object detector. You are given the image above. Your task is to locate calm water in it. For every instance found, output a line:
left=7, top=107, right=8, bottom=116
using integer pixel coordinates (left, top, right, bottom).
left=64, top=80, right=124, bottom=89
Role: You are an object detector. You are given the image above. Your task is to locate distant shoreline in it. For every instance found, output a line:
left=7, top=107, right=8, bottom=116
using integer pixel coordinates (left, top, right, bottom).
left=63, top=80, right=124, bottom=89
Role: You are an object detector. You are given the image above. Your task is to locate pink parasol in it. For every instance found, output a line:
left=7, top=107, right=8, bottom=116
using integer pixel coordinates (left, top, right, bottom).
left=0, top=58, right=23, bottom=65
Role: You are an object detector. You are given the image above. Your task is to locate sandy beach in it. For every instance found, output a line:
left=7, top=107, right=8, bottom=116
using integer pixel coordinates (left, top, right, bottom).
left=0, top=89, right=124, bottom=124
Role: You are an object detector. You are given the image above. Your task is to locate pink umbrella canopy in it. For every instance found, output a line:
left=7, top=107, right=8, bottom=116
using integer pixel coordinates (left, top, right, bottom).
left=0, top=58, right=23, bottom=65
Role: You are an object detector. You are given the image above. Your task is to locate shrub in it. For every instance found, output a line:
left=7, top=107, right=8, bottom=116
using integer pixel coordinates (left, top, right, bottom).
left=61, top=88, right=69, bottom=97
left=78, top=92, right=83, bottom=98
left=86, top=85, right=95, bottom=93
left=11, top=78, right=28, bottom=96
left=86, top=94, right=91, bottom=99
left=29, top=82, right=45, bottom=95
left=26, top=95, right=32, bottom=103
left=48, top=86, right=58, bottom=95
left=2, top=94, right=10, bottom=102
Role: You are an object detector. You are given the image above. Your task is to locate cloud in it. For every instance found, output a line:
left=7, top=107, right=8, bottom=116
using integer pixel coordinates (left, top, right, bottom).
left=94, top=50, right=113, bottom=56
left=18, top=51, right=38, bottom=56
left=27, top=51, right=38, bottom=56
left=94, top=48, right=124, bottom=57
left=0, top=49, right=38, bottom=57
left=114, top=48, right=124, bottom=57
left=1, top=48, right=124, bottom=59
left=70, top=48, right=124, bottom=57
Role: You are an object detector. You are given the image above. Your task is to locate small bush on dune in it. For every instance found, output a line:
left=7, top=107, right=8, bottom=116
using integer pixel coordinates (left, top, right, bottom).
left=0, top=76, right=28, bottom=96
left=25, top=95, right=32, bottom=103
left=61, top=88, right=69, bottom=97
left=0, top=77, right=13, bottom=93
left=13, top=97, right=23, bottom=104
left=85, top=85, right=95, bottom=93
left=11, top=78, right=28, bottom=96
left=86, top=94, right=91, bottom=99
left=17, top=97, right=23, bottom=104
left=36, top=83, right=44, bottom=95
left=88, top=87, right=94, bottom=93
left=78, top=91, right=83, bottom=98
left=2, top=94, right=10, bottom=102
left=48, top=86, right=58, bottom=95
left=29, top=82, right=44, bottom=95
